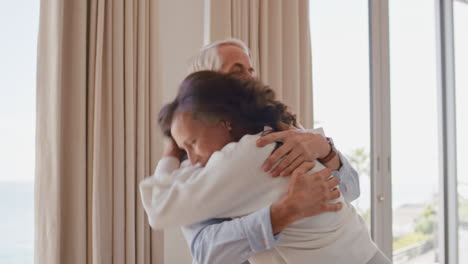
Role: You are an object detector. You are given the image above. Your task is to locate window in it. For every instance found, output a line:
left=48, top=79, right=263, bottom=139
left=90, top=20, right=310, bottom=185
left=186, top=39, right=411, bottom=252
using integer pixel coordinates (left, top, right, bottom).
left=309, top=0, right=371, bottom=227
left=454, top=1, right=468, bottom=263
left=0, top=1, right=39, bottom=263
left=389, top=0, right=440, bottom=263
left=312, top=0, right=466, bottom=263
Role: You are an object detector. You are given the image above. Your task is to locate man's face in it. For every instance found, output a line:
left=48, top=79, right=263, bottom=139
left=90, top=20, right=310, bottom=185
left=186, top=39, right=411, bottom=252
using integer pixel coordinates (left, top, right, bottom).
left=218, top=45, right=254, bottom=76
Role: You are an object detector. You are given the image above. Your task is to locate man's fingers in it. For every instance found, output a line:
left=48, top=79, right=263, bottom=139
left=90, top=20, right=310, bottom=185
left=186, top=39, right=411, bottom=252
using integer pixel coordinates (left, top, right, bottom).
left=280, top=157, right=306, bottom=177
left=324, top=202, right=343, bottom=212
left=326, top=176, right=339, bottom=189
left=291, top=161, right=316, bottom=177
left=256, top=131, right=290, bottom=147
left=271, top=149, right=301, bottom=177
left=315, top=168, right=332, bottom=181
left=327, top=188, right=341, bottom=200
left=262, top=142, right=294, bottom=172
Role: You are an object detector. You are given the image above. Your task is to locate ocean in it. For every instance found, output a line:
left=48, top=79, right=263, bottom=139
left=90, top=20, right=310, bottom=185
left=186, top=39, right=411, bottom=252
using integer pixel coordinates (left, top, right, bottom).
left=0, top=181, right=34, bottom=264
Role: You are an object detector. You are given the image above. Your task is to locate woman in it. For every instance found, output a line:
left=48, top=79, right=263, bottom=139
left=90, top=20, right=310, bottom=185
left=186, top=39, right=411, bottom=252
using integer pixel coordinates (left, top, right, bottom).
left=140, top=71, right=390, bottom=264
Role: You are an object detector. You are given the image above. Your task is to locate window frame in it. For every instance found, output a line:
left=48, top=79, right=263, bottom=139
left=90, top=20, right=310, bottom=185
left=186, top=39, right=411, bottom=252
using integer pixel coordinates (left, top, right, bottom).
left=368, top=0, right=393, bottom=257
left=435, top=0, right=459, bottom=263
left=368, top=0, right=460, bottom=263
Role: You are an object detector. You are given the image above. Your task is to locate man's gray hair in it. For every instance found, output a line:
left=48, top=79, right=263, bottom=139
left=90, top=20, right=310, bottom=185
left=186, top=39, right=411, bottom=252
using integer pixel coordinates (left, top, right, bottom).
left=188, top=38, right=251, bottom=74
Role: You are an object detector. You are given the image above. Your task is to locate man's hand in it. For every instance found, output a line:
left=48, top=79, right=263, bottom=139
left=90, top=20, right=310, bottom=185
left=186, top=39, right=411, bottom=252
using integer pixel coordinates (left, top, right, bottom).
left=163, top=137, right=184, bottom=160
left=256, top=129, right=331, bottom=177
left=270, top=168, right=342, bottom=234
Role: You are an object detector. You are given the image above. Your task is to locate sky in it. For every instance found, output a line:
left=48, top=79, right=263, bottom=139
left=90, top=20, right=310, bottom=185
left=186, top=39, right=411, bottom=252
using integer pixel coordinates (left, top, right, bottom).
left=454, top=1, right=468, bottom=193
left=0, top=0, right=39, bottom=182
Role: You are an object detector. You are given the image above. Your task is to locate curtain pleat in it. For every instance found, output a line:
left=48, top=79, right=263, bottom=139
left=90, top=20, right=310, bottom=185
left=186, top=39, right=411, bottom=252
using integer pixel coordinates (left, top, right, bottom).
left=148, top=0, right=165, bottom=262
left=35, top=0, right=162, bottom=263
left=207, top=0, right=314, bottom=127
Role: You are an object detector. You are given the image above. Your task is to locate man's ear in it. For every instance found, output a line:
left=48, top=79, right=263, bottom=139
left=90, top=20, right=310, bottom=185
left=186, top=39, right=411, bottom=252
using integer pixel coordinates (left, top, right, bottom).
left=276, top=121, right=297, bottom=131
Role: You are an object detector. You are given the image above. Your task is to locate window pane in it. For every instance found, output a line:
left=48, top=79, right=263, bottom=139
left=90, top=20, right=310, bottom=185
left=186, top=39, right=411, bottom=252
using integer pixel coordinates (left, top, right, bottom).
left=0, top=1, right=39, bottom=262
left=310, top=0, right=371, bottom=227
left=454, top=1, right=468, bottom=263
left=389, top=0, right=440, bottom=263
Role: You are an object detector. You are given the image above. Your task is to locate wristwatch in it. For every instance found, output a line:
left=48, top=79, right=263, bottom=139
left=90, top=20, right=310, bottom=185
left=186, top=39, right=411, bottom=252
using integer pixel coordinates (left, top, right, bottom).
left=318, top=137, right=337, bottom=164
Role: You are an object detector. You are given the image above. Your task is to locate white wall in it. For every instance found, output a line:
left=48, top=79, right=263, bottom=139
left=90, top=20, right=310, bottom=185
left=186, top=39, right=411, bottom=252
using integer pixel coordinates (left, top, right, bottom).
left=157, top=0, right=205, bottom=263
left=158, top=0, right=205, bottom=101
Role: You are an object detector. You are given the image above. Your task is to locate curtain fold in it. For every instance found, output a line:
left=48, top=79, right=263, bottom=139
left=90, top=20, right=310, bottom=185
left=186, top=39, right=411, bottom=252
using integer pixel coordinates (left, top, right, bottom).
left=35, top=0, right=163, bottom=263
left=207, top=0, right=314, bottom=128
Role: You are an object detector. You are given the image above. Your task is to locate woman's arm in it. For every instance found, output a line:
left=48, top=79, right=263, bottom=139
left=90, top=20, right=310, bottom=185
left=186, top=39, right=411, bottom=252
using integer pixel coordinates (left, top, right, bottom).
left=139, top=134, right=283, bottom=230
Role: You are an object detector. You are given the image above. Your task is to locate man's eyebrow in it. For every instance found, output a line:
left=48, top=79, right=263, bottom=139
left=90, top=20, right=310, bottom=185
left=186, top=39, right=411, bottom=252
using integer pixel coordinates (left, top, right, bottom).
left=231, top=63, right=254, bottom=73
left=232, top=63, right=244, bottom=69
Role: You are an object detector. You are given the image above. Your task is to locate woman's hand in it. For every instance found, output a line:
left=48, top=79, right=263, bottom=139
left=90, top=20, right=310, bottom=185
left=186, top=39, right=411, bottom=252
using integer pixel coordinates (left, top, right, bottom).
left=163, top=137, right=184, bottom=160
left=256, top=128, right=331, bottom=177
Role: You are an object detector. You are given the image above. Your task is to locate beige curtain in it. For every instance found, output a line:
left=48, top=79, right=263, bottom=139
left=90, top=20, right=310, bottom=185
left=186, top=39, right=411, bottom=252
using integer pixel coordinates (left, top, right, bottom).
left=35, top=0, right=163, bottom=263
left=207, top=0, right=314, bottom=128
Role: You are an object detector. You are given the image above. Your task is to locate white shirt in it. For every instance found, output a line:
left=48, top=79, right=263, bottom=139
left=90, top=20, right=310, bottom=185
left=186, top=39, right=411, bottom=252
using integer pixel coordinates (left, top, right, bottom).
left=140, top=130, right=377, bottom=263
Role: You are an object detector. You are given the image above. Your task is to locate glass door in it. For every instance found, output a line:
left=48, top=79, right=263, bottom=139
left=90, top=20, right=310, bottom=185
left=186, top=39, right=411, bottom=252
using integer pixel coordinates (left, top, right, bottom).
left=454, top=1, right=468, bottom=263
left=310, top=0, right=372, bottom=227
left=389, top=0, right=441, bottom=263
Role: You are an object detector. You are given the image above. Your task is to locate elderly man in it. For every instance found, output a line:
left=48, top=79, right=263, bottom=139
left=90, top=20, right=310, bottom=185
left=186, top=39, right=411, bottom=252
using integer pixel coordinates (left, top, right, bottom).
left=174, top=39, right=361, bottom=264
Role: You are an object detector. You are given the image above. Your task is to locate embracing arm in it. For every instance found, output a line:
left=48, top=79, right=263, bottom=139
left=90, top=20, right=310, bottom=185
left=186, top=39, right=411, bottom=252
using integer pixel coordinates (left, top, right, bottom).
left=182, top=206, right=280, bottom=264
left=257, top=127, right=361, bottom=203
left=139, top=135, right=278, bottom=229
left=308, top=131, right=360, bottom=202
left=182, top=167, right=341, bottom=264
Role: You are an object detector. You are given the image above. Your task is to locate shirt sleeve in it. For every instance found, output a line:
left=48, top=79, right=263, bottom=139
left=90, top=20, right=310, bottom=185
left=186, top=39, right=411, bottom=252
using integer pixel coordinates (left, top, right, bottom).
left=181, top=205, right=281, bottom=264
left=154, top=157, right=181, bottom=181
left=333, top=151, right=360, bottom=202
left=302, top=128, right=361, bottom=202
left=139, top=135, right=281, bottom=230
left=139, top=156, right=201, bottom=229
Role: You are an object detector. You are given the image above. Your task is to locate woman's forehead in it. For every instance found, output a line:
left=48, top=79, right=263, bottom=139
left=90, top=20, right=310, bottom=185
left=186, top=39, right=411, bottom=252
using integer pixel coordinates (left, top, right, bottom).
left=171, top=112, right=195, bottom=132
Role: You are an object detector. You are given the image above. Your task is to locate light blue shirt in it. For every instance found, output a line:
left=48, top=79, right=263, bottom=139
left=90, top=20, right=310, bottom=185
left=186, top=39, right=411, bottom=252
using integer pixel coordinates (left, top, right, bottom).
left=181, top=152, right=360, bottom=264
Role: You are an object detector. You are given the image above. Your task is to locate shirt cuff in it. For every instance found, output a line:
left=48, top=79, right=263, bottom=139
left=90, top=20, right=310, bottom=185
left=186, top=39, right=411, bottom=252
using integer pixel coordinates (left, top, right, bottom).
left=334, top=151, right=361, bottom=202
left=332, top=151, right=346, bottom=179
left=155, top=157, right=180, bottom=175
left=239, top=205, right=281, bottom=253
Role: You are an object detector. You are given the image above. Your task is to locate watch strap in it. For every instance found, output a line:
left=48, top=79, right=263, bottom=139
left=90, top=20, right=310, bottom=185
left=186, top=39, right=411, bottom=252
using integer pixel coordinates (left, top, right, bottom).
left=318, top=137, right=337, bottom=164
left=318, top=150, right=337, bottom=164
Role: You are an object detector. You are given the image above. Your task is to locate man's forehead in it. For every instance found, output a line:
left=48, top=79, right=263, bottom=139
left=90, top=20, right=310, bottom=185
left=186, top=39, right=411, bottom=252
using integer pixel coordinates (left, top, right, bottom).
left=218, top=44, right=248, bottom=58
left=219, top=48, right=251, bottom=69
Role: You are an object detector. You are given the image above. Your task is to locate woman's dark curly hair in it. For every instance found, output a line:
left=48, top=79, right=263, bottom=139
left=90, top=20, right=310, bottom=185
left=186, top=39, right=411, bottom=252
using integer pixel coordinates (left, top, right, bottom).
left=158, top=70, right=297, bottom=139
